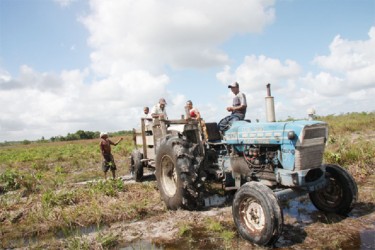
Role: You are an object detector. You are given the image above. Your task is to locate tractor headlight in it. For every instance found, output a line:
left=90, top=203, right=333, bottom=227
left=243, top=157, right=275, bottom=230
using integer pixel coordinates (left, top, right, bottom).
left=287, top=131, right=296, bottom=140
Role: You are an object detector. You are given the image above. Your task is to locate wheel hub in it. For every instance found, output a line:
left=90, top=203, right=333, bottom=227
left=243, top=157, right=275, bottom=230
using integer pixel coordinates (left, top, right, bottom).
left=242, top=198, right=265, bottom=231
left=160, top=155, right=177, bottom=197
left=319, top=177, right=342, bottom=207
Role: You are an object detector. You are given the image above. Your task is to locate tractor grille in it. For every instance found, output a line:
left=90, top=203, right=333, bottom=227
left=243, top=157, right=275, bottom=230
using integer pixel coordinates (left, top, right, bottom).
left=295, top=124, right=327, bottom=171
left=295, top=144, right=325, bottom=170
left=303, top=126, right=327, bottom=139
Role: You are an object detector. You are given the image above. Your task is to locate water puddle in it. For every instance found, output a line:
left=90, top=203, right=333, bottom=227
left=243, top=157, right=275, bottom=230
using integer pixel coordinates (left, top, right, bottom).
left=359, top=230, right=375, bottom=249
left=281, top=195, right=351, bottom=225
left=120, top=240, right=163, bottom=250
left=119, top=227, right=234, bottom=250
left=55, top=224, right=107, bottom=239
left=282, top=195, right=318, bottom=224
left=204, top=194, right=228, bottom=207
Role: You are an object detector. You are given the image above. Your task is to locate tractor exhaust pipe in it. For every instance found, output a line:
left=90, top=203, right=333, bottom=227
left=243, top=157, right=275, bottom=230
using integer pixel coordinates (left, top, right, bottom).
left=265, top=83, right=276, bottom=122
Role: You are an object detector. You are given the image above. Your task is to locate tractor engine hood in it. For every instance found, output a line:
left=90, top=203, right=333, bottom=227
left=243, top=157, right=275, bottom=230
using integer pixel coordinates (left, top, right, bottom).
left=224, top=120, right=328, bottom=147
left=224, top=120, right=328, bottom=171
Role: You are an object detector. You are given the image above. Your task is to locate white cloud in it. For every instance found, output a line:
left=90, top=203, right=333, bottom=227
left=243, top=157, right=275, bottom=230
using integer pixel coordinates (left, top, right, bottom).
left=0, top=65, right=172, bottom=141
left=215, top=27, right=375, bottom=120
left=81, top=0, right=275, bottom=75
left=300, top=72, right=345, bottom=97
left=0, top=68, right=11, bottom=82
left=217, top=55, right=301, bottom=92
left=216, top=55, right=302, bottom=121
left=313, top=26, right=375, bottom=90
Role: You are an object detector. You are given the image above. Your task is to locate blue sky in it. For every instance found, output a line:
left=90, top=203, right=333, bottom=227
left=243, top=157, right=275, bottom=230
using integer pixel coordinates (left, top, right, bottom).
left=0, top=0, right=374, bottom=141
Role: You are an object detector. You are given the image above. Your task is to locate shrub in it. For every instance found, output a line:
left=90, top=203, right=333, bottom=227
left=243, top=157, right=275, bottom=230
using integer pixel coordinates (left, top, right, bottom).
left=88, top=179, right=125, bottom=197
left=0, top=169, right=21, bottom=191
left=42, top=189, right=80, bottom=208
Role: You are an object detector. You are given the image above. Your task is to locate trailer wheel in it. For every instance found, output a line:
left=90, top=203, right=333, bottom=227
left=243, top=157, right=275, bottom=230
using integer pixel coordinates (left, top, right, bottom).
left=309, top=164, right=357, bottom=215
left=155, top=137, right=203, bottom=210
left=232, top=182, right=283, bottom=246
left=130, top=150, right=144, bottom=182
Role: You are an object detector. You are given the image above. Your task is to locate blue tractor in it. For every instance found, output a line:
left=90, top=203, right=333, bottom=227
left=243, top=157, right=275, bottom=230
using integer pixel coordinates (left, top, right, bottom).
left=133, top=85, right=357, bottom=246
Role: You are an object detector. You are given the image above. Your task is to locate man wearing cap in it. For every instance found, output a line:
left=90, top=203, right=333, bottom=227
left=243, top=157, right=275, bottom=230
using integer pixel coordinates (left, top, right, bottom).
left=218, top=82, right=247, bottom=133
left=151, top=98, right=168, bottom=120
left=99, top=132, right=123, bottom=180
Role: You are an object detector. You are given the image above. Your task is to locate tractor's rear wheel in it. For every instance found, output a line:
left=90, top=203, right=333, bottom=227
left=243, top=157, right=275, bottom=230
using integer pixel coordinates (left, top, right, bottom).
left=309, top=164, right=357, bottom=215
left=130, top=150, right=144, bottom=182
left=155, top=137, right=203, bottom=210
left=232, top=182, right=283, bottom=246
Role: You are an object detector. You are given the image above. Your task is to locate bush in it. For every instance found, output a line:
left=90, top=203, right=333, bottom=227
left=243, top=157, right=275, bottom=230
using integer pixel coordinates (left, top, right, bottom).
left=88, top=179, right=125, bottom=197
left=0, top=169, right=21, bottom=191
left=42, top=189, right=80, bottom=208
left=0, top=169, right=42, bottom=194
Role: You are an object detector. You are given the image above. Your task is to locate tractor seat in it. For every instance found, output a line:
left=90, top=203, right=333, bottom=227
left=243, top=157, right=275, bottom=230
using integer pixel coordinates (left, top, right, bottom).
left=205, top=122, right=222, bottom=143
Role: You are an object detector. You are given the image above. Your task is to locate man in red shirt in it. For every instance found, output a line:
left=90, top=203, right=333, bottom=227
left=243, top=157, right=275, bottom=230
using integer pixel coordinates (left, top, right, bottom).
left=185, top=100, right=208, bottom=141
left=99, top=132, right=123, bottom=180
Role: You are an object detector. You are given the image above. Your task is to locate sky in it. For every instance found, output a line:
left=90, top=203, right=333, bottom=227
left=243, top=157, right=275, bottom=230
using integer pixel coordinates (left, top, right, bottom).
left=0, top=0, right=374, bottom=142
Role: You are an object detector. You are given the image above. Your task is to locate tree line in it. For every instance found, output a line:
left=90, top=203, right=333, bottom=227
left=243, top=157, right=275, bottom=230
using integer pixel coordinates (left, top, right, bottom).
left=49, top=130, right=132, bottom=142
left=0, top=130, right=133, bottom=146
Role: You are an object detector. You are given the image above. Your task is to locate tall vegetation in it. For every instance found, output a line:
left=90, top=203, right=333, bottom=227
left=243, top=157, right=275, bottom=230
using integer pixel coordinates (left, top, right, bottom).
left=319, top=112, right=375, bottom=178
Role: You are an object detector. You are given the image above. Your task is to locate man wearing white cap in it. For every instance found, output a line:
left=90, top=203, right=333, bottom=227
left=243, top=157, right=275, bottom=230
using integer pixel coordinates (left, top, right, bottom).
left=151, top=98, right=168, bottom=120
left=218, top=82, right=247, bottom=133
left=99, top=132, right=123, bottom=180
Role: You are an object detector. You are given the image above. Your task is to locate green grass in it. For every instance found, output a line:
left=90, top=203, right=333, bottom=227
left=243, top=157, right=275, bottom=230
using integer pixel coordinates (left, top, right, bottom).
left=0, top=136, right=133, bottom=192
left=319, top=112, right=375, bottom=135
left=205, top=218, right=223, bottom=232
left=178, top=222, right=193, bottom=237
left=320, top=112, right=375, bottom=178
left=0, top=135, right=164, bottom=248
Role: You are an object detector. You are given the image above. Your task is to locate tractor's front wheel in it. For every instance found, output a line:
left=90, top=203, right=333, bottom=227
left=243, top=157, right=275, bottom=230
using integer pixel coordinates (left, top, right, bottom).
left=309, top=164, right=357, bottom=215
left=155, top=137, right=203, bottom=210
left=232, top=182, right=283, bottom=246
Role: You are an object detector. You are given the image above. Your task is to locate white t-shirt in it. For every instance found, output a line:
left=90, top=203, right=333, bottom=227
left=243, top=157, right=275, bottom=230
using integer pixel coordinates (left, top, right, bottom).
left=151, top=104, right=168, bottom=119
left=232, top=92, right=247, bottom=115
left=144, top=113, right=152, bottom=126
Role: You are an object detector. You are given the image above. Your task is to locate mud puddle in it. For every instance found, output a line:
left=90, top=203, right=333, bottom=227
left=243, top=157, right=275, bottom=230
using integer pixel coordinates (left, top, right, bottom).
left=120, top=197, right=374, bottom=249
left=119, top=227, right=224, bottom=250
left=66, top=173, right=375, bottom=250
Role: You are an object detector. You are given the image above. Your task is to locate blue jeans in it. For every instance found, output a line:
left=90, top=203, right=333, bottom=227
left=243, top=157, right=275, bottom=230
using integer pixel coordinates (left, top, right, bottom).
left=218, top=113, right=244, bottom=133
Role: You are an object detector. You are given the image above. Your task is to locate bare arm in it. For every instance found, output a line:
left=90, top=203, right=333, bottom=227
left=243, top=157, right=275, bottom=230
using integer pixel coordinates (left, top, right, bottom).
left=110, top=138, right=123, bottom=146
left=227, top=104, right=247, bottom=112
left=115, top=138, right=123, bottom=145
left=227, top=93, right=247, bottom=112
left=195, top=110, right=202, bottom=120
left=153, top=113, right=167, bottom=120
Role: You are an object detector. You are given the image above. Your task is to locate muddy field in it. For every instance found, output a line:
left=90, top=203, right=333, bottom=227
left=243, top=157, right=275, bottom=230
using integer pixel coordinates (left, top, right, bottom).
left=4, top=171, right=371, bottom=250
left=86, top=174, right=375, bottom=249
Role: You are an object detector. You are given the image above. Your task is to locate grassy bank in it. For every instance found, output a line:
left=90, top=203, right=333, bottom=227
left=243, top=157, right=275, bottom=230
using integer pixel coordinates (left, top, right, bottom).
left=320, top=112, right=375, bottom=179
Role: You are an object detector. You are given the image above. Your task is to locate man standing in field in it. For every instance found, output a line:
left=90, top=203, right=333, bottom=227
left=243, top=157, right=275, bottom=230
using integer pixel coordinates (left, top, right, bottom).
left=99, top=132, right=123, bottom=180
